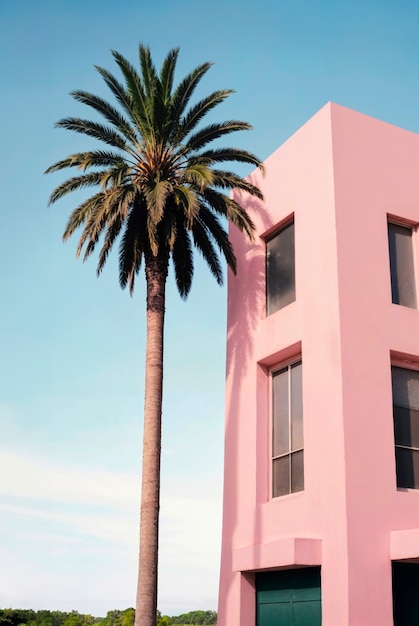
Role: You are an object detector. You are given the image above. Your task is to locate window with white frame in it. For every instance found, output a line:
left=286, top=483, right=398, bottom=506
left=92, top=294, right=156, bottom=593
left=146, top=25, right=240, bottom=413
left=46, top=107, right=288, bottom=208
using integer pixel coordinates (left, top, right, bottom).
left=388, top=221, right=417, bottom=309
left=392, top=365, right=419, bottom=489
left=266, top=219, right=295, bottom=316
left=272, top=360, right=304, bottom=497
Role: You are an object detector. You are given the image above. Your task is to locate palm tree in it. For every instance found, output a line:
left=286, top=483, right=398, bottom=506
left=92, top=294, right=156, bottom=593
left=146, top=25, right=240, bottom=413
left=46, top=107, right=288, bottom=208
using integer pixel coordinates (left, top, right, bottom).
left=45, top=45, right=263, bottom=626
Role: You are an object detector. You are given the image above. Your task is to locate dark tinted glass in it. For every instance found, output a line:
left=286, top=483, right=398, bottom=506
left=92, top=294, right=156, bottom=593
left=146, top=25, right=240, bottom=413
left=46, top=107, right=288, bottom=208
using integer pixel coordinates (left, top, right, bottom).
left=392, top=367, right=419, bottom=453
left=291, top=450, right=304, bottom=493
left=388, top=223, right=417, bottom=308
left=395, top=447, right=419, bottom=489
left=273, top=456, right=290, bottom=497
left=392, top=366, right=419, bottom=410
left=266, top=221, right=295, bottom=315
left=272, top=368, right=289, bottom=457
left=291, top=362, right=303, bottom=450
left=394, top=406, right=419, bottom=449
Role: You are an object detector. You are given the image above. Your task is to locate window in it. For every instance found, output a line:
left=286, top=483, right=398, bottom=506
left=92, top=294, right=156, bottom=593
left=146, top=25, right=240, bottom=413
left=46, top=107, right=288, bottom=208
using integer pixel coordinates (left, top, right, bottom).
left=392, top=366, right=419, bottom=489
left=266, top=220, right=295, bottom=315
left=388, top=222, right=417, bottom=308
left=272, top=360, right=303, bottom=497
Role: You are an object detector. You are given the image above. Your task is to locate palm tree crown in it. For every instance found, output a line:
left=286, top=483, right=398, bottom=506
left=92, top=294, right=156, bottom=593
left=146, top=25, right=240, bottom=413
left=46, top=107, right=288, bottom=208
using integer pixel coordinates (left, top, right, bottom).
left=46, top=45, right=264, bottom=293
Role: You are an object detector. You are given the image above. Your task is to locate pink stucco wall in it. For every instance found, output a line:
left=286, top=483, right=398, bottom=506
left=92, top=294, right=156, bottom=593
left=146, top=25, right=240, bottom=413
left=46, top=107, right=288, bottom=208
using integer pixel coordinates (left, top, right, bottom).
left=218, top=103, right=419, bottom=626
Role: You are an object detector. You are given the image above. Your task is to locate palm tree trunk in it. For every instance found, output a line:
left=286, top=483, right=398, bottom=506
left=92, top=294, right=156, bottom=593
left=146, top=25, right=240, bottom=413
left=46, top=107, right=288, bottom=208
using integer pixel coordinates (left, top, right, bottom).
left=135, top=255, right=168, bottom=626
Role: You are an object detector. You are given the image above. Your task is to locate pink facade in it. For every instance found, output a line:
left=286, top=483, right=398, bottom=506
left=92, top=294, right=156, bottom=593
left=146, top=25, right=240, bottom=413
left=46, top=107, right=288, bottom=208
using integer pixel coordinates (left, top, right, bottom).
left=218, top=103, right=419, bottom=625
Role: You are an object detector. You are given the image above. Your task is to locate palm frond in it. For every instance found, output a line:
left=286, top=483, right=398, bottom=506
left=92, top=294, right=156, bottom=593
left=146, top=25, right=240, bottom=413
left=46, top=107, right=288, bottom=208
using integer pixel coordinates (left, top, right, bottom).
left=195, top=206, right=236, bottom=273
left=159, top=48, right=179, bottom=104
left=56, top=118, right=128, bottom=151
left=45, top=150, right=128, bottom=174
left=173, top=186, right=200, bottom=229
left=138, top=47, right=176, bottom=144
left=184, top=121, right=252, bottom=152
left=111, top=50, right=153, bottom=139
left=71, top=90, right=138, bottom=144
left=144, top=179, right=173, bottom=236
left=171, top=220, right=193, bottom=298
left=119, top=198, right=147, bottom=293
left=94, top=65, right=138, bottom=126
left=99, top=164, right=130, bottom=189
left=202, top=188, right=255, bottom=240
left=48, top=171, right=107, bottom=205
left=200, top=149, right=264, bottom=171
left=139, top=45, right=158, bottom=99
left=153, top=48, right=180, bottom=143
left=160, top=205, right=177, bottom=250
left=211, top=169, right=264, bottom=199
left=75, top=205, right=107, bottom=259
left=97, top=213, right=124, bottom=275
left=176, top=90, right=233, bottom=142
left=170, top=62, right=212, bottom=132
left=45, top=154, right=82, bottom=174
left=62, top=192, right=105, bottom=241
left=180, top=163, right=214, bottom=190
left=191, top=216, right=223, bottom=284
left=76, top=186, right=134, bottom=259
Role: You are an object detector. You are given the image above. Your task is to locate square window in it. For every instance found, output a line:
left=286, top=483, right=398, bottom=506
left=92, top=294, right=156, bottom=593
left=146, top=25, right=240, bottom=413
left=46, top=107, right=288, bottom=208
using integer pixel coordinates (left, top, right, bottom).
left=266, top=220, right=295, bottom=315
left=388, top=222, right=417, bottom=308
left=272, top=360, right=304, bottom=497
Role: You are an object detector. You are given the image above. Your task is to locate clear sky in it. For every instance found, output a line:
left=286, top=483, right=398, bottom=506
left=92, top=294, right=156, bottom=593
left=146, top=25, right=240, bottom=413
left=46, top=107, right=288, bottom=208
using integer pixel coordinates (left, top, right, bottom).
left=1, top=0, right=419, bottom=618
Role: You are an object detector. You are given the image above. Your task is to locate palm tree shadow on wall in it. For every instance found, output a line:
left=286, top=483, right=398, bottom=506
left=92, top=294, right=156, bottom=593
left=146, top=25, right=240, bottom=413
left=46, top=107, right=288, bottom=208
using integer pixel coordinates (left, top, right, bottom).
left=226, top=190, right=271, bottom=382
left=218, top=188, right=272, bottom=614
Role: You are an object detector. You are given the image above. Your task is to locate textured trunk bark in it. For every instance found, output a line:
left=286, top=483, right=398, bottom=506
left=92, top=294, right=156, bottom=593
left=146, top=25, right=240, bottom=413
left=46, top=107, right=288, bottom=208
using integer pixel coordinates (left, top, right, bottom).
left=135, top=255, right=168, bottom=626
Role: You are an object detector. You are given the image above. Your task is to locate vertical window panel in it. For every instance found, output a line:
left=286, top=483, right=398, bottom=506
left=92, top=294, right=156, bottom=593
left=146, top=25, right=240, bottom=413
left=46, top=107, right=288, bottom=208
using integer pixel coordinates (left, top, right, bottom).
left=266, top=221, right=295, bottom=316
left=388, top=222, right=417, bottom=308
left=291, top=362, right=303, bottom=451
left=394, top=406, right=419, bottom=450
left=273, top=456, right=290, bottom=498
left=291, top=450, right=304, bottom=493
left=272, top=360, right=304, bottom=498
left=392, top=366, right=419, bottom=489
left=395, top=447, right=419, bottom=490
left=272, top=368, right=289, bottom=457
left=392, top=366, right=419, bottom=410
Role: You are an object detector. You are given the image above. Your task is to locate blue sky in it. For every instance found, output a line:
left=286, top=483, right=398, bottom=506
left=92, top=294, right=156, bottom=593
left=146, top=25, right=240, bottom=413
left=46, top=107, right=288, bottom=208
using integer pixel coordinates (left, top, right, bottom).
left=1, top=0, right=419, bottom=617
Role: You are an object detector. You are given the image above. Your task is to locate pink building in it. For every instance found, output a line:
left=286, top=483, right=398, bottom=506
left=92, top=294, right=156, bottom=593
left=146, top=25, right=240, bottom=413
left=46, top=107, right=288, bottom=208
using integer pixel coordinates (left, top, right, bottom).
left=218, top=103, right=419, bottom=626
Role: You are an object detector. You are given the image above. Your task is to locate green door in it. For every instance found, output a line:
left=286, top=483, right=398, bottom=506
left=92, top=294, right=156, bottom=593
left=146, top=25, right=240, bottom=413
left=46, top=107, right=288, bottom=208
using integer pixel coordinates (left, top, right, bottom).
left=256, top=568, right=321, bottom=626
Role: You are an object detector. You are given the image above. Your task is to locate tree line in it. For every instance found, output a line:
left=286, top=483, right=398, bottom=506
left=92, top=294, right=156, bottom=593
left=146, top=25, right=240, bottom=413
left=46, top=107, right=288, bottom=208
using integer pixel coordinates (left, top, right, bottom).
left=157, top=611, right=216, bottom=625
left=0, top=609, right=217, bottom=626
